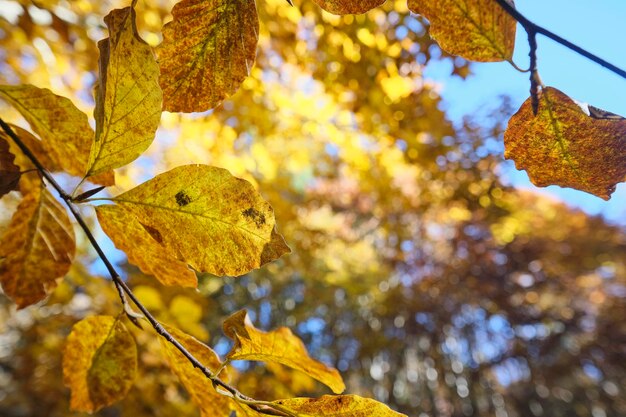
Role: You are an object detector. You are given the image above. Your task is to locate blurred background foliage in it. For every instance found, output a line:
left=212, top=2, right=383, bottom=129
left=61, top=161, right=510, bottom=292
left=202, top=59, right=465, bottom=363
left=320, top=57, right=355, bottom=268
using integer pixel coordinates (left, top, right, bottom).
left=0, top=0, right=624, bottom=416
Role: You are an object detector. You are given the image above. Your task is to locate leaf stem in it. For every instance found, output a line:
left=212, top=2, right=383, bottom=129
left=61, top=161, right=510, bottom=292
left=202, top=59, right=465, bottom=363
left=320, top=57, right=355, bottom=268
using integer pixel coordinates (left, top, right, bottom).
left=493, top=0, right=626, bottom=80
left=0, top=118, right=290, bottom=417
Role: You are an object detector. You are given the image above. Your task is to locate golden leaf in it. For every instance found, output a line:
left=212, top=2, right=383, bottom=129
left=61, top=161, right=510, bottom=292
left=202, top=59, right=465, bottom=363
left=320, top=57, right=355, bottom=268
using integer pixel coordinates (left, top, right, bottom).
left=274, top=395, right=408, bottom=417
left=63, top=316, right=137, bottom=413
left=98, top=164, right=290, bottom=277
left=2, top=124, right=60, bottom=174
left=504, top=87, right=626, bottom=200
left=159, top=325, right=234, bottom=417
left=88, top=6, right=162, bottom=176
left=0, top=184, right=75, bottom=308
left=0, top=134, right=20, bottom=198
left=223, top=310, right=345, bottom=394
left=408, top=0, right=516, bottom=62
left=0, top=85, right=113, bottom=185
left=96, top=204, right=197, bottom=287
left=158, top=0, right=259, bottom=112
left=313, top=0, right=386, bottom=15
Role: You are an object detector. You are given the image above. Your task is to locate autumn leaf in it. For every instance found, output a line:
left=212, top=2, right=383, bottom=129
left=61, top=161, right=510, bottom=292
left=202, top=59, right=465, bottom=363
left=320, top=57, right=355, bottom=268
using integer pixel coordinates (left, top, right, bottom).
left=63, top=316, right=137, bottom=413
left=313, top=0, right=386, bottom=15
left=158, top=0, right=259, bottom=112
left=273, top=395, right=408, bottom=417
left=96, top=204, right=197, bottom=287
left=87, top=5, right=162, bottom=176
left=504, top=87, right=626, bottom=200
left=96, top=164, right=290, bottom=277
left=0, top=184, right=75, bottom=308
left=0, top=84, right=113, bottom=185
left=408, top=0, right=516, bottom=62
left=160, top=325, right=234, bottom=417
left=2, top=124, right=60, bottom=174
left=223, top=310, right=345, bottom=394
left=0, top=134, right=20, bottom=198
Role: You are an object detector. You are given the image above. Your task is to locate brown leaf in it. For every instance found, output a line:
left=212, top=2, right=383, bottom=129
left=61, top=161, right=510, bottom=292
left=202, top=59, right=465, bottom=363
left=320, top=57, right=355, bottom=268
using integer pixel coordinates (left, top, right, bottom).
left=274, top=395, right=408, bottom=417
left=88, top=6, right=162, bottom=176
left=408, top=0, right=516, bottom=62
left=504, top=87, right=626, bottom=200
left=313, top=0, right=386, bottom=14
left=223, top=310, right=345, bottom=394
left=158, top=0, right=259, bottom=112
left=0, top=134, right=20, bottom=198
left=0, top=184, right=75, bottom=308
left=63, top=316, right=137, bottom=413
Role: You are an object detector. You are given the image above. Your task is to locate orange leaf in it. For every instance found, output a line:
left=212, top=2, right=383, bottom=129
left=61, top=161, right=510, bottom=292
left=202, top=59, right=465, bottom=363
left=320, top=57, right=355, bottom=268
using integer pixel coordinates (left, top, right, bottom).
left=158, top=0, right=259, bottom=112
left=223, top=310, right=345, bottom=394
left=504, top=87, right=626, bottom=200
left=408, top=0, right=516, bottom=62
left=274, top=395, right=407, bottom=417
left=0, top=184, right=75, bottom=308
left=0, top=133, right=20, bottom=198
left=313, top=0, right=386, bottom=15
left=63, top=316, right=137, bottom=413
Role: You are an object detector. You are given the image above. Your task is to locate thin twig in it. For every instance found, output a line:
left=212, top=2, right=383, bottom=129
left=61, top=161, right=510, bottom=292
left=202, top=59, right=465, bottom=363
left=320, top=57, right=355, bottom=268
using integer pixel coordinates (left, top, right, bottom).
left=493, top=0, right=626, bottom=80
left=0, top=119, right=290, bottom=417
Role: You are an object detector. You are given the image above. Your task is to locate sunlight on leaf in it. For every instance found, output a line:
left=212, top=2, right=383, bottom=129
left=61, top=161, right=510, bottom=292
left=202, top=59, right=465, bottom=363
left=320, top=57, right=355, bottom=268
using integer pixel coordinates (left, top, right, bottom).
left=88, top=5, right=162, bottom=176
left=274, top=395, right=408, bottom=417
left=2, top=125, right=60, bottom=175
left=63, top=315, right=137, bottom=413
left=407, top=0, right=516, bottom=62
left=0, top=134, right=20, bottom=198
left=158, top=0, right=259, bottom=112
left=0, top=184, right=75, bottom=308
left=313, top=0, right=386, bottom=15
left=223, top=310, right=345, bottom=394
left=99, top=164, right=289, bottom=277
left=504, top=87, right=626, bottom=200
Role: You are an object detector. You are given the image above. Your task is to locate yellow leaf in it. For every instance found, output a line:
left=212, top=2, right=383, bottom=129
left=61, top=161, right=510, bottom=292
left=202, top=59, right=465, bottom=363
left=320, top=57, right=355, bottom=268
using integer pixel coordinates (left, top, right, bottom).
left=273, top=395, right=408, bottom=417
left=2, top=124, right=60, bottom=174
left=0, top=85, right=113, bottom=185
left=63, top=316, right=137, bottom=413
left=96, top=204, right=197, bottom=287
left=158, top=0, right=259, bottom=112
left=0, top=133, right=20, bottom=198
left=88, top=6, right=162, bottom=176
left=313, top=0, right=386, bottom=15
left=223, top=310, right=345, bottom=394
left=408, top=0, right=516, bottom=62
left=160, top=325, right=234, bottom=417
left=170, top=295, right=209, bottom=339
left=504, top=87, right=626, bottom=200
left=0, top=185, right=75, bottom=308
left=98, top=164, right=290, bottom=277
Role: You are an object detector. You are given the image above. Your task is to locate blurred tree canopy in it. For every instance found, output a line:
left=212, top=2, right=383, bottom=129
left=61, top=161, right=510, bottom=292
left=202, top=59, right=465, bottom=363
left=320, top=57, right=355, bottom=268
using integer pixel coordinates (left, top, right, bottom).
left=0, top=1, right=624, bottom=417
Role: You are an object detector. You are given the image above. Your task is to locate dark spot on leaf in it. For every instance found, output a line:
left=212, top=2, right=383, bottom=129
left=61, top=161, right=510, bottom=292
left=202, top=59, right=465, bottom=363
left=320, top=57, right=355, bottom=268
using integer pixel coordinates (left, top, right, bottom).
left=242, top=207, right=266, bottom=228
left=140, top=222, right=163, bottom=244
left=175, top=190, right=191, bottom=206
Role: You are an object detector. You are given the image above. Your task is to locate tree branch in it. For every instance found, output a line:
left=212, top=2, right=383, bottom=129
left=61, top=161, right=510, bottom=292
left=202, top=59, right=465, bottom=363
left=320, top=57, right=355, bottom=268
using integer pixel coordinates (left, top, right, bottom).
left=0, top=118, right=290, bottom=417
left=494, top=0, right=626, bottom=80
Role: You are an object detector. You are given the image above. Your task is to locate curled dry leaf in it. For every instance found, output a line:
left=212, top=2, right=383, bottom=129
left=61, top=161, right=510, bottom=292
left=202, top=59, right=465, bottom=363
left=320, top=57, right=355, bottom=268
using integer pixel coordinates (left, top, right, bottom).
left=313, top=0, right=386, bottom=15
left=97, top=164, right=290, bottom=278
left=88, top=5, right=162, bottom=176
left=504, top=87, right=626, bottom=200
left=158, top=0, right=259, bottom=112
left=0, top=134, right=20, bottom=198
left=274, top=395, right=408, bottom=417
left=63, top=316, right=137, bottom=413
left=224, top=310, right=345, bottom=394
left=408, top=0, right=516, bottom=62
left=0, top=184, right=75, bottom=308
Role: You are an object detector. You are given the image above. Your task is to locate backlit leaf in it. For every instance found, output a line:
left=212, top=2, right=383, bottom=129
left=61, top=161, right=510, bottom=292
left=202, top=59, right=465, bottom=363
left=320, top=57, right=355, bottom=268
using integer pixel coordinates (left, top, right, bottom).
left=273, top=395, right=407, bottom=417
left=0, top=134, right=20, bottom=198
left=313, top=0, right=386, bottom=15
left=0, top=84, right=113, bottom=185
left=504, top=87, right=626, bottom=200
left=408, top=0, right=516, bottom=62
left=158, top=0, right=259, bottom=112
left=0, top=184, right=75, bottom=308
left=160, top=325, right=234, bottom=417
left=63, top=315, right=137, bottom=413
left=96, top=204, right=197, bottom=287
left=223, top=310, right=345, bottom=394
left=2, top=124, right=60, bottom=174
left=88, top=6, right=162, bottom=176
left=97, top=164, right=290, bottom=277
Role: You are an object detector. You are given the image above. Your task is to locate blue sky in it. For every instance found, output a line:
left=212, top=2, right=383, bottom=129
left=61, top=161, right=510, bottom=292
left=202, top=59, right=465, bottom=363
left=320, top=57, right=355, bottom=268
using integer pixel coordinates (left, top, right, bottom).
left=422, top=0, right=626, bottom=225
